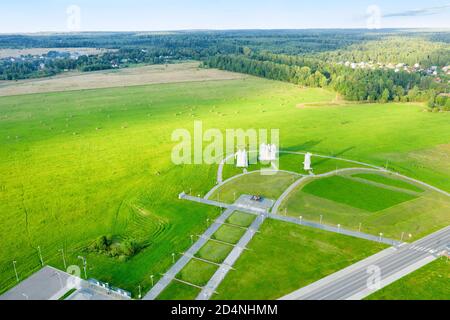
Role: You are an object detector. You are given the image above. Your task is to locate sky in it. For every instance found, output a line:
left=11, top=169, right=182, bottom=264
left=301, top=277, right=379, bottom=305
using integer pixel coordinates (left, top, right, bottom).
left=0, top=0, right=449, bottom=33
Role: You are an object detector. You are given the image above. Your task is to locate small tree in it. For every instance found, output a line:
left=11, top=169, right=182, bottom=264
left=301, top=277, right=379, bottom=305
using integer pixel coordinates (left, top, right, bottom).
left=381, top=88, right=390, bottom=103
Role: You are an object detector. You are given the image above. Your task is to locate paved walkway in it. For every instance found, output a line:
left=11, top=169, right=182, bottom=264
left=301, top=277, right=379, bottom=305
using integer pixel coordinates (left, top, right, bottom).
left=179, top=193, right=230, bottom=209
left=143, top=206, right=235, bottom=300
left=197, top=214, right=265, bottom=300
left=269, top=214, right=402, bottom=246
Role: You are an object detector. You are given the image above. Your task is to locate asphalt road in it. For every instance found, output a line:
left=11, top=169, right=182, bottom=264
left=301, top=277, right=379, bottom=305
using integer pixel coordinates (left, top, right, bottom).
left=281, top=225, right=450, bottom=300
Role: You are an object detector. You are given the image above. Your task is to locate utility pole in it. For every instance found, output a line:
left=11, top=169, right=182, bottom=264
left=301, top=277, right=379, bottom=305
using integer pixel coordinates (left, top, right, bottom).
left=78, top=256, right=87, bottom=279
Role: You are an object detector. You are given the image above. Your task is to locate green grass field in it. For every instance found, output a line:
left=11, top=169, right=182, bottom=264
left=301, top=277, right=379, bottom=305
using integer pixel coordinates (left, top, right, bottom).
left=302, top=175, right=417, bottom=212
left=195, top=241, right=233, bottom=264
left=210, top=171, right=298, bottom=203
left=176, top=259, right=218, bottom=287
left=157, top=281, right=200, bottom=300
left=1, top=70, right=450, bottom=297
left=226, top=211, right=255, bottom=227
left=366, top=258, right=450, bottom=300
left=281, top=171, right=450, bottom=241
left=212, top=225, right=246, bottom=244
left=352, top=173, right=424, bottom=193
left=213, top=219, right=387, bottom=300
left=220, top=152, right=370, bottom=181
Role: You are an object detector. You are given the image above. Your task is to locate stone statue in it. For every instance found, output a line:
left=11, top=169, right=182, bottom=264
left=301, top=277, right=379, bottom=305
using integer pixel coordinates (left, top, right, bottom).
left=236, top=149, right=248, bottom=168
left=303, top=152, right=312, bottom=171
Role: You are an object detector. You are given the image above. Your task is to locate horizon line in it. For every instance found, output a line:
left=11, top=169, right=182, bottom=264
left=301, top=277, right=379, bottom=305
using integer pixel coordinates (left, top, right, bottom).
left=1, top=27, right=450, bottom=36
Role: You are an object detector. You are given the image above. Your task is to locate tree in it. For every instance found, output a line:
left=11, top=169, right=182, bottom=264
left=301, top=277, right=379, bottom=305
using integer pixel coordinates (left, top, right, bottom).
left=381, top=88, right=390, bottom=103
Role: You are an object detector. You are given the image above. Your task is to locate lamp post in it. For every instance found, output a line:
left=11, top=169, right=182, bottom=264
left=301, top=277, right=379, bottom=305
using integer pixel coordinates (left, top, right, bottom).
left=190, top=235, right=194, bottom=244
left=78, top=256, right=87, bottom=279
left=172, top=253, right=175, bottom=263
left=37, top=246, right=44, bottom=266
left=319, top=215, right=323, bottom=225
left=59, top=248, right=67, bottom=270
left=150, top=275, right=154, bottom=287
left=12, top=261, right=19, bottom=282
left=337, top=224, right=341, bottom=233
left=379, top=233, right=383, bottom=242
left=138, top=285, right=142, bottom=299
left=299, top=216, right=303, bottom=225
left=400, top=232, right=405, bottom=242
left=358, top=223, right=362, bottom=233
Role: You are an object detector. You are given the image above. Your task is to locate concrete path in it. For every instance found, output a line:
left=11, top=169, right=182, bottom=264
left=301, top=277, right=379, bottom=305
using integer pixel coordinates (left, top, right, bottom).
left=280, top=225, right=450, bottom=300
left=197, top=214, right=266, bottom=300
left=179, top=193, right=230, bottom=209
left=269, top=214, right=403, bottom=246
left=143, top=206, right=235, bottom=300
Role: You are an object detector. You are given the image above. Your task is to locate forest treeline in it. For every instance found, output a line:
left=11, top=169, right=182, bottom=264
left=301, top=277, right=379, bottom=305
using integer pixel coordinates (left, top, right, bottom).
left=203, top=51, right=450, bottom=110
left=1, top=30, right=449, bottom=109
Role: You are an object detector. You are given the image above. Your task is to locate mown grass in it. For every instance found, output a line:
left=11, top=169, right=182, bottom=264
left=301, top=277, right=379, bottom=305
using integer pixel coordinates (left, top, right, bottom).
left=210, top=171, right=298, bottom=203
left=226, top=211, right=255, bottom=228
left=302, top=175, right=417, bottom=212
left=212, top=225, right=246, bottom=245
left=366, top=258, right=450, bottom=300
left=196, top=241, right=233, bottom=264
left=157, top=280, right=200, bottom=300
left=213, top=219, right=387, bottom=300
left=352, top=173, right=424, bottom=193
left=1, top=70, right=450, bottom=297
left=282, top=171, right=450, bottom=241
left=176, top=259, right=218, bottom=287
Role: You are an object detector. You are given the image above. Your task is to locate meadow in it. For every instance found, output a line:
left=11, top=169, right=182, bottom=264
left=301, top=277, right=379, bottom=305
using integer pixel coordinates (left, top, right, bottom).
left=1, top=67, right=450, bottom=297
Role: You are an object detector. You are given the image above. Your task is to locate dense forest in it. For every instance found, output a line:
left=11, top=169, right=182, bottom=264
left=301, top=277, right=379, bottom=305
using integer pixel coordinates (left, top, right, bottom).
left=0, top=30, right=449, bottom=109
left=203, top=51, right=449, bottom=109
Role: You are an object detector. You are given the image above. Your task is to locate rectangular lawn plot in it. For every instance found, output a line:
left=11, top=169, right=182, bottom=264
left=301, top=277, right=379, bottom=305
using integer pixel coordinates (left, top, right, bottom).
left=212, top=225, right=247, bottom=244
left=156, top=280, right=201, bottom=300
left=226, top=211, right=256, bottom=227
left=351, top=173, right=424, bottom=193
left=176, top=259, right=218, bottom=287
left=195, top=240, right=234, bottom=264
left=302, top=176, right=417, bottom=212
